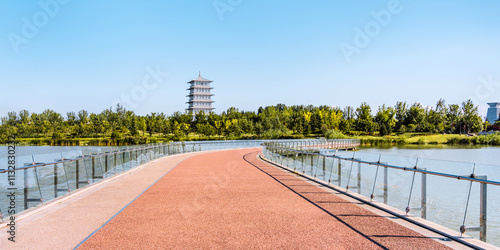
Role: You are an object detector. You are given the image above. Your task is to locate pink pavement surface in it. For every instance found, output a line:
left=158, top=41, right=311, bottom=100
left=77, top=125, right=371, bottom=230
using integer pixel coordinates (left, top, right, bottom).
left=79, top=148, right=450, bottom=249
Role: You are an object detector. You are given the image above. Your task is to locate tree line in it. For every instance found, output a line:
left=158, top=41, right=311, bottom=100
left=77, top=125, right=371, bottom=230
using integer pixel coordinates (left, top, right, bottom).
left=0, top=99, right=494, bottom=145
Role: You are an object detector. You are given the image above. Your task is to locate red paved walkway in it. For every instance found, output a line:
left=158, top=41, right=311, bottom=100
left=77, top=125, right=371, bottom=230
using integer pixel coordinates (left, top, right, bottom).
left=78, top=148, right=449, bottom=249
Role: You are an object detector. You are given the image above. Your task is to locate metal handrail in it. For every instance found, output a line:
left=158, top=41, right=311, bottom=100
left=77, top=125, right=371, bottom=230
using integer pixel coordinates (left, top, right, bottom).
left=262, top=143, right=500, bottom=186
left=0, top=144, right=164, bottom=173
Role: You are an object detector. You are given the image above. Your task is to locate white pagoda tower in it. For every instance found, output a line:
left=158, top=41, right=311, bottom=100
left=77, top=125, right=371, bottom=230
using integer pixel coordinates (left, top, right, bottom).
left=186, top=72, right=215, bottom=114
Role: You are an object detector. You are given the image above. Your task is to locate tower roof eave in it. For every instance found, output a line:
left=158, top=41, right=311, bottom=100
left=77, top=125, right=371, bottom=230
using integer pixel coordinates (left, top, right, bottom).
left=187, top=73, right=213, bottom=83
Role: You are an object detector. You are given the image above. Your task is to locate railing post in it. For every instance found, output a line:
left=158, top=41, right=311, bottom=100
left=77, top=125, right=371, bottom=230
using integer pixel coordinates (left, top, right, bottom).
left=293, top=152, right=297, bottom=171
left=75, top=159, right=86, bottom=189
left=384, top=166, right=388, bottom=204
left=54, top=163, right=58, bottom=198
left=478, top=176, right=487, bottom=242
left=24, top=168, right=28, bottom=210
left=92, top=156, right=96, bottom=179
left=421, top=168, right=427, bottom=219
left=323, top=155, right=326, bottom=177
left=310, top=153, right=314, bottom=174
left=128, top=151, right=131, bottom=167
left=285, top=149, right=290, bottom=168
left=105, top=154, right=108, bottom=172
left=301, top=152, right=304, bottom=173
left=357, top=162, right=361, bottom=194
left=338, top=159, right=342, bottom=187
left=23, top=162, right=44, bottom=210
left=75, top=159, right=80, bottom=189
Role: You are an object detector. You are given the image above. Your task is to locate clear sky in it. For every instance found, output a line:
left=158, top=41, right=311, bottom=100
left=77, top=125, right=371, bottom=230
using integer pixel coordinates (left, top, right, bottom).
left=1, top=0, right=499, bottom=118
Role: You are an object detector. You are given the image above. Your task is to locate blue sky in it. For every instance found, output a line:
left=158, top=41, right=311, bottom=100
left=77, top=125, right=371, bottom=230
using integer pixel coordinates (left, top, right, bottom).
left=1, top=0, right=499, bottom=118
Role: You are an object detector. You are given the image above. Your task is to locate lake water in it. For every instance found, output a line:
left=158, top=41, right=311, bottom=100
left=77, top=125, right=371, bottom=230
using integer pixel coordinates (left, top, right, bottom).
left=358, top=145, right=500, bottom=167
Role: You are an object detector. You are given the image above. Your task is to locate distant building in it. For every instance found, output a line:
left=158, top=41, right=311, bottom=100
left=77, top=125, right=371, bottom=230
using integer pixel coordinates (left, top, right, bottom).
left=186, top=72, right=215, bottom=114
left=486, top=102, right=500, bottom=124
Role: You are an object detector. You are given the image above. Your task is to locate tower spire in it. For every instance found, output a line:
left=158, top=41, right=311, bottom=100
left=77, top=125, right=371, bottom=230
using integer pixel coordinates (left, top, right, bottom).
left=199, top=71, right=201, bottom=77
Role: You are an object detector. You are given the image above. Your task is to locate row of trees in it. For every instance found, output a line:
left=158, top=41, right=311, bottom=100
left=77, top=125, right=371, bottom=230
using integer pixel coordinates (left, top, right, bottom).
left=0, top=99, right=491, bottom=142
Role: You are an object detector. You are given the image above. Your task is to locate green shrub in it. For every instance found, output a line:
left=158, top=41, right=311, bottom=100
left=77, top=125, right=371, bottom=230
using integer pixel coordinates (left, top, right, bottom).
left=239, top=134, right=258, bottom=140
left=261, top=128, right=293, bottom=139
left=111, top=131, right=123, bottom=140
left=359, top=137, right=394, bottom=146
left=395, top=138, right=407, bottom=145
left=490, top=135, right=500, bottom=145
left=416, top=138, right=426, bottom=145
left=278, top=134, right=304, bottom=139
left=52, top=131, right=64, bottom=140
left=325, top=129, right=348, bottom=139
left=447, top=137, right=472, bottom=145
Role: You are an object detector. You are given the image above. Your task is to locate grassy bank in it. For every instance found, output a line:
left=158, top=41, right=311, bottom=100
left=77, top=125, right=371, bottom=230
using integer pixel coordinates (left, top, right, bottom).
left=354, top=133, right=500, bottom=146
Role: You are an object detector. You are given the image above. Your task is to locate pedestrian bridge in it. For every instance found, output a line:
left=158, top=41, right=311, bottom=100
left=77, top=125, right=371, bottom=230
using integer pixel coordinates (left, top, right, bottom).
left=0, top=140, right=495, bottom=249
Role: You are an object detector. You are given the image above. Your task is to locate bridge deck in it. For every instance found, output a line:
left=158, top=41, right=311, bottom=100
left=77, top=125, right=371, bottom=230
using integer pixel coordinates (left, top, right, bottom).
left=2, top=148, right=475, bottom=249
left=76, top=148, right=451, bottom=249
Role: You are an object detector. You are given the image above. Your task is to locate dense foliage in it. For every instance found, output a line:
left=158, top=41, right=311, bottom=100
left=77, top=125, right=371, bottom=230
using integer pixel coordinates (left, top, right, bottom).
left=0, top=99, right=490, bottom=145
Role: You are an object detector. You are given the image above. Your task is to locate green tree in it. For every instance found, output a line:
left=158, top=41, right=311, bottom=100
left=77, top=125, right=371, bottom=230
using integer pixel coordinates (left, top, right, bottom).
left=404, top=103, right=426, bottom=132
left=139, top=118, right=147, bottom=136
left=461, top=99, right=482, bottom=133
left=129, top=116, right=139, bottom=136
left=340, top=106, right=355, bottom=134
left=310, top=110, right=323, bottom=134
left=375, top=105, right=395, bottom=136
left=197, top=123, right=216, bottom=137
left=394, top=102, right=407, bottom=132
left=355, top=103, right=375, bottom=133
left=447, top=104, right=462, bottom=133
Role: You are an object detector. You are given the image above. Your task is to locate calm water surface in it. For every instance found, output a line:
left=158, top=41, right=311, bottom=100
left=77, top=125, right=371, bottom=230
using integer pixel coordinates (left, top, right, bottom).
left=359, top=145, right=500, bottom=166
